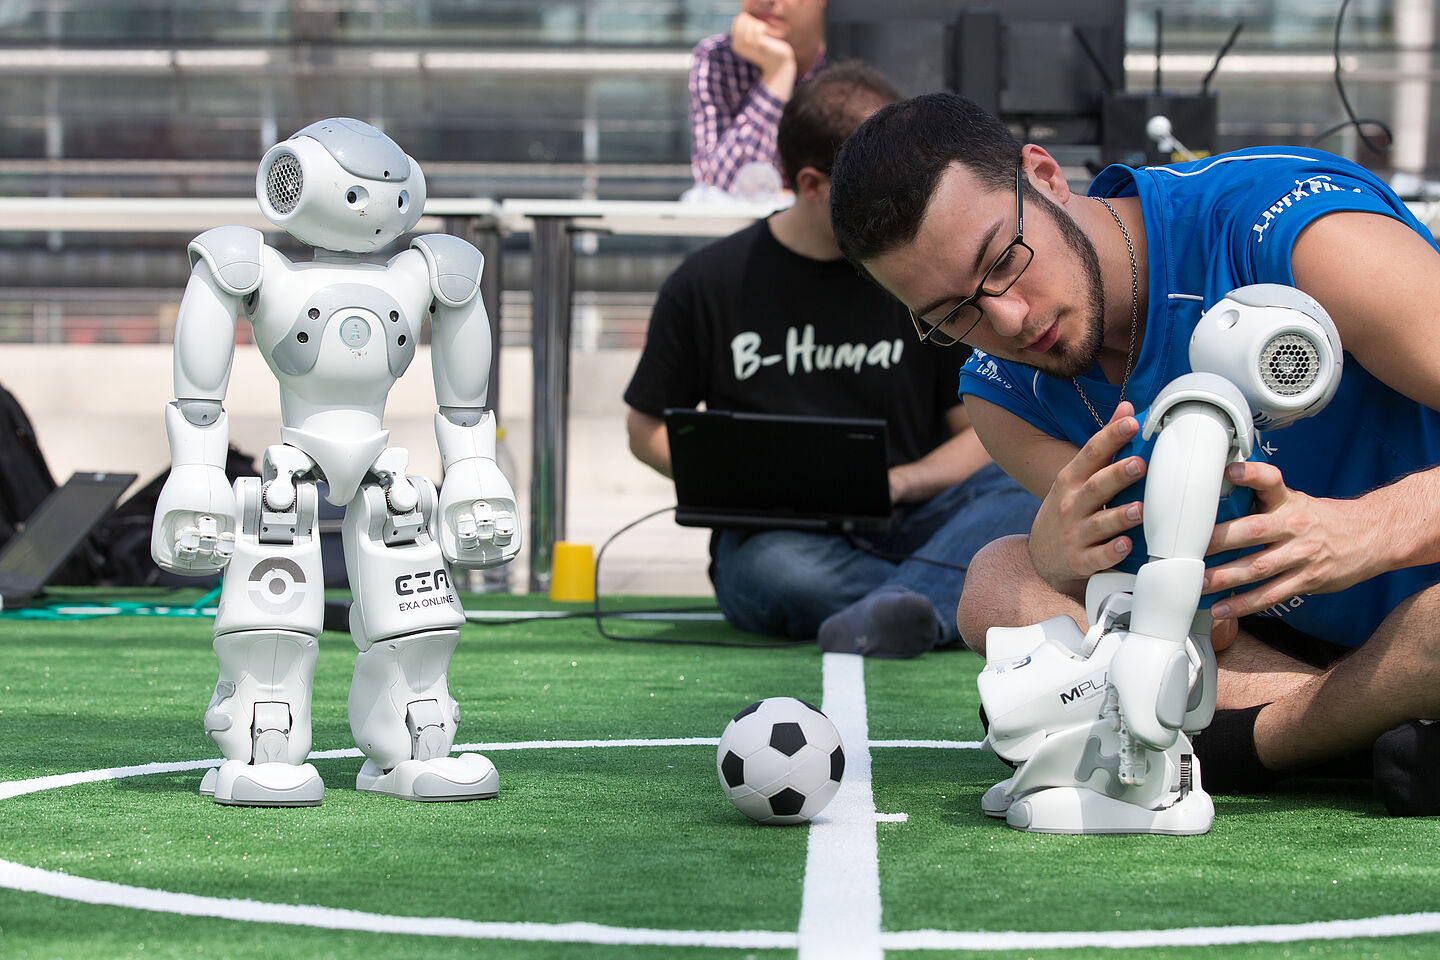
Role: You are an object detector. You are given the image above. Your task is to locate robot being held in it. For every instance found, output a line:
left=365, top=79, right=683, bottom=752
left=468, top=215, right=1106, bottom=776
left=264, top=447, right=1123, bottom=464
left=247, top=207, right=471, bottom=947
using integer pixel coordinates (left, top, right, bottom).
left=977, top=284, right=1343, bottom=834
left=151, top=119, right=520, bottom=806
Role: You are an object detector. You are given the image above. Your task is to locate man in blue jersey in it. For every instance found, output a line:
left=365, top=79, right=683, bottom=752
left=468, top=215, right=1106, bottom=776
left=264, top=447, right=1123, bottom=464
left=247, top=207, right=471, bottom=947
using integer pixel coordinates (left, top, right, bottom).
left=828, top=92, right=1440, bottom=814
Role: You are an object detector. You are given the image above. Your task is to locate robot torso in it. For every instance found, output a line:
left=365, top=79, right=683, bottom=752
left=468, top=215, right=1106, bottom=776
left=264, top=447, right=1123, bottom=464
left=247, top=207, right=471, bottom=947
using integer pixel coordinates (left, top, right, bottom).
left=249, top=245, right=434, bottom=496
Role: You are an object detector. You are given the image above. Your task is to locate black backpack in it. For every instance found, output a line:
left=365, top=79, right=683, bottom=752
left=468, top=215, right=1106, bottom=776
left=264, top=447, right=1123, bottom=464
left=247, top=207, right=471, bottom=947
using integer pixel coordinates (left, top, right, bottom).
left=0, top=383, right=57, bottom=544
left=0, top=383, right=103, bottom=584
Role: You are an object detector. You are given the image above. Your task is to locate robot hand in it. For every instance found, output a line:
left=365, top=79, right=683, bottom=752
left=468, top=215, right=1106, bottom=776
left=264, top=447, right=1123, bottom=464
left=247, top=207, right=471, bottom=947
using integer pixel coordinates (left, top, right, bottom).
left=437, top=457, right=520, bottom=568
left=433, top=410, right=520, bottom=569
left=152, top=401, right=239, bottom=576
left=151, top=464, right=239, bottom=575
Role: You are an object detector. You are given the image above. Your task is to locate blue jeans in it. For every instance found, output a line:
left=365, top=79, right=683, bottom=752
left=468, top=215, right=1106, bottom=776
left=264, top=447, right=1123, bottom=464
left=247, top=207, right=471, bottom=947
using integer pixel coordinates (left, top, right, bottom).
left=710, top=463, right=1039, bottom=643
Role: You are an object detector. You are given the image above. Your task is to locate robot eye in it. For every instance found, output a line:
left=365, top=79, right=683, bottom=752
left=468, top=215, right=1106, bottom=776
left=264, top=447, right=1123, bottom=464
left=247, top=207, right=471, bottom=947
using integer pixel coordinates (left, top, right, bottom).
left=345, top=186, right=370, bottom=208
left=398, top=191, right=409, bottom=212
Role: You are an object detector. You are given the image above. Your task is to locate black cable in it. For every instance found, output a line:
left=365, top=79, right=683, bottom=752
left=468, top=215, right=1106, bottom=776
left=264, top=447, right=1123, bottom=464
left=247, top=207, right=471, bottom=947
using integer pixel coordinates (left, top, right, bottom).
left=844, top=533, right=970, bottom=574
left=470, top=505, right=968, bottom=645
left=468, top=604, right=717, bottom=627
left=1310, top=0, right=1392, bottom=155
left=591, top=505, right=810, bottom=648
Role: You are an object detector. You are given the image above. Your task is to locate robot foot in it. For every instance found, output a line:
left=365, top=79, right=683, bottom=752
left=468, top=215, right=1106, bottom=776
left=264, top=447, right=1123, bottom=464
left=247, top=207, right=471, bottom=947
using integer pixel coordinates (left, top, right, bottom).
left=355, top=753, right=499, bottom=802
left=981, top=778, right=1015, bottom=818
left=200, top=760, right=324, bottom=807
left=1004, top=784, right=1214, bottom=835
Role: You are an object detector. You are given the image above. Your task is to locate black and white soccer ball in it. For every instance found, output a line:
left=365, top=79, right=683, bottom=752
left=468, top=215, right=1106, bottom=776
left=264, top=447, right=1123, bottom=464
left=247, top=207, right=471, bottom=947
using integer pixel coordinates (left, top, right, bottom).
left=716, top=697, right=845, bottom=825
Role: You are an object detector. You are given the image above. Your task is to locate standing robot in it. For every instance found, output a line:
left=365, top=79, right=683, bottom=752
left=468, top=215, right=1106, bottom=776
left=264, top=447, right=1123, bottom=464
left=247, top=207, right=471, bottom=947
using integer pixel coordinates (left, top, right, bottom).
left=151, top=118, right=520, bottom=806
left=976, top=285, right=1343, bottom=834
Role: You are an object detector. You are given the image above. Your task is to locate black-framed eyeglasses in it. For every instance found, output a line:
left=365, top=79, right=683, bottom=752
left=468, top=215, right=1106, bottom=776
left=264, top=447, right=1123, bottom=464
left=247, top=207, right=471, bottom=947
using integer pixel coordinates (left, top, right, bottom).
left=909, top=159, right=1034, bottom=347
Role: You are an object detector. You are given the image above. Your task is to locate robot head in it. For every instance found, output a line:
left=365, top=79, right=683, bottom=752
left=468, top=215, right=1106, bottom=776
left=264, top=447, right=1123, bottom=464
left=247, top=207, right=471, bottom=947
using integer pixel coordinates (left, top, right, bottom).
left=255, top=118, right=426, bottom=253
left=1188, top=284, right=1343, bottom=430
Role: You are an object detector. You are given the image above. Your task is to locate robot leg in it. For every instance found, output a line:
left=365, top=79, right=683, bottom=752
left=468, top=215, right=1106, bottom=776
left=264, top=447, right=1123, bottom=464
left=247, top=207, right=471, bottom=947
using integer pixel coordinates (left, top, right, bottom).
left=976, top=606, right=1124, bottom=818
left=342, top=474, right=498, bottom=801
left=200, top=473, right=325, bottom=806
left=977, top=617, right=1213, bottom=834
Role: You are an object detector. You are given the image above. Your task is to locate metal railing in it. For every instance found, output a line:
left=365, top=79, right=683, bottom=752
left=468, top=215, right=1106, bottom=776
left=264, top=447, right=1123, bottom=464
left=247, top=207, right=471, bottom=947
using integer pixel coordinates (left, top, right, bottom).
left=0, top=194, right=772, bottom=593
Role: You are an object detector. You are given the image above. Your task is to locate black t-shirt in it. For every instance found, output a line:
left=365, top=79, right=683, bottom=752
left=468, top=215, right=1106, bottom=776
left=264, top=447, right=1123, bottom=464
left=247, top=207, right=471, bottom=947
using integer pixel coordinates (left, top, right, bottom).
left=624, top=219, right=965, bottom=467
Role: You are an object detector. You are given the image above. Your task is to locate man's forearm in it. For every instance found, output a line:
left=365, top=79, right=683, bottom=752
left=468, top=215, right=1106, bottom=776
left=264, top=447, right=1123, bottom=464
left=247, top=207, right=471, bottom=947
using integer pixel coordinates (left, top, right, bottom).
left=626, top=408, right=673, bottom=478
left=889, top=429, right=992, bottom=504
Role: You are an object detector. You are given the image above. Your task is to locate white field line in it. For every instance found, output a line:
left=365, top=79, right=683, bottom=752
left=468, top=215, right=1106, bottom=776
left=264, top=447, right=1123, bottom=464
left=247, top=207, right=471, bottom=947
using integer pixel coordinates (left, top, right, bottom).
left=882, top=914, right=1440, bottom=951
left=871, top=739, right=983, bottom=750
left=0, top=739, right=975, bottom=802
left=0, top=858, right=796, bottom=950
left=5, top=738, right=1440, bottom=950
left=798, top=652, right=883, bottom=960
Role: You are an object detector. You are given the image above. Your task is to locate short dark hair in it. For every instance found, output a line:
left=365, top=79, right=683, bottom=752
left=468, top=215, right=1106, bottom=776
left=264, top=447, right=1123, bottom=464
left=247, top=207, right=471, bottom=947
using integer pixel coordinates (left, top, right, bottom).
left=776, top=60, right=903, bottom=190
left=830, top=93, right=1022, bottom=267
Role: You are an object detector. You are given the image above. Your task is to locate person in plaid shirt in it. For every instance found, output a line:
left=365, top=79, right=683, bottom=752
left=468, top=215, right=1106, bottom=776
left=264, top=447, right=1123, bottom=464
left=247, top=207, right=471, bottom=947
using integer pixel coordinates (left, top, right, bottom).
left=688, top=0, right=827, bottom=194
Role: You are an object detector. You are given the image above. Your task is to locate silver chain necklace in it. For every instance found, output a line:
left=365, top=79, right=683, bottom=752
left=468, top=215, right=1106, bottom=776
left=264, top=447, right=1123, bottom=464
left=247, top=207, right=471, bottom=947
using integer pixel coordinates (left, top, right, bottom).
left=1073, top=196, right=1139, bottom=428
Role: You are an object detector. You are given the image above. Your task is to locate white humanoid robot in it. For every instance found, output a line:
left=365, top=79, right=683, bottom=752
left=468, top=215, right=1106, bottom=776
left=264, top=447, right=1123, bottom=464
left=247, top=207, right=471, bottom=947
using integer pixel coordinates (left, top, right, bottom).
left=151, top=118, right=520, bottom=806
left=977, top=284, right=1343, bottom=834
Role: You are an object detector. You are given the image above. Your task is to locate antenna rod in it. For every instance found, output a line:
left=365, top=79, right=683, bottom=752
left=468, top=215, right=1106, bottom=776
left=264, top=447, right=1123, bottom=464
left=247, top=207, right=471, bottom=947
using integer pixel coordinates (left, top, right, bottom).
left=1073, top=27, right=1117, bottom=95
left=1202, top=22, right=1245, bottom=94
left=1154, top=8, right=1164, bottom=94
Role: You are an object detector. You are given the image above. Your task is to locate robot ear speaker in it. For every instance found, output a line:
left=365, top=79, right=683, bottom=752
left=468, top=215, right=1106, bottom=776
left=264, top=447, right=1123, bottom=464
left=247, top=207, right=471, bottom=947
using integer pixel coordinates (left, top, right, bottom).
left=1257, top=330, right=1324, bottom=399
left=264, top=152, right=305, bottom=216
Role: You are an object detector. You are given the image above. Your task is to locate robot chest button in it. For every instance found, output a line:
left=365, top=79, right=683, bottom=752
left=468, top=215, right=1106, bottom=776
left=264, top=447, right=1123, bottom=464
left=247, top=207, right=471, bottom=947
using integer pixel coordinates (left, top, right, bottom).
left=339, top=315, right=372, bottom=349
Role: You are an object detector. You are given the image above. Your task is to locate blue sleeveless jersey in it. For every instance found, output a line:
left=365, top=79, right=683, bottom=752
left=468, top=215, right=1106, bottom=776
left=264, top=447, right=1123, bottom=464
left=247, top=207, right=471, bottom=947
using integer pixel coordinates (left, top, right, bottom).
left=960, top=147, right=1440, bottom=647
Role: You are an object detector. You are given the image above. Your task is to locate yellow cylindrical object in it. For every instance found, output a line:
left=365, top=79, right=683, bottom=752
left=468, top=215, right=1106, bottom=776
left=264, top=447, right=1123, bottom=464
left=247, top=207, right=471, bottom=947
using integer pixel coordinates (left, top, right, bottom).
left=548, top=541, right=596, bottom=602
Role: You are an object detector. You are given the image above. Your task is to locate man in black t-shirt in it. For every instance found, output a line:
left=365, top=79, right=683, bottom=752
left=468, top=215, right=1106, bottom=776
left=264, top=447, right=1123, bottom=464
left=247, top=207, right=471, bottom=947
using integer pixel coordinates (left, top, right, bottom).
left=624, top=62, right=1038, bottom=656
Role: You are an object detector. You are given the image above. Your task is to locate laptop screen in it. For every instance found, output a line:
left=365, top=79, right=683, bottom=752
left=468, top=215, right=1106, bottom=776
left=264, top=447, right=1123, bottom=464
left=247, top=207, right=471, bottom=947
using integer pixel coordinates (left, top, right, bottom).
left=0, top=471, right=136, bottom=599
left=665, top=409, right=892, bottom=533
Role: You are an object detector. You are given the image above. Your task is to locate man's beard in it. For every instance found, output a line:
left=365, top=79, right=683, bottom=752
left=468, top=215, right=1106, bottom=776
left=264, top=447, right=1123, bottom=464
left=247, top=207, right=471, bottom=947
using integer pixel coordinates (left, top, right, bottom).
left=1024, top=189, right=1106, bottom=380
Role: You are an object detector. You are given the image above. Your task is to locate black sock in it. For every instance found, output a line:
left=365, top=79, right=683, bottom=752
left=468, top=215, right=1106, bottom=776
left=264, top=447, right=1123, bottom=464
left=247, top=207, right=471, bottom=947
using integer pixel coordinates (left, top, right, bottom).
left=1302, top=748, right=1373, bottom=781
left=816, top=586, right=941, bottom=659
left=1373, top=720, right=1440, bottom=817
left=1192, top=704, right=1286, bottom=794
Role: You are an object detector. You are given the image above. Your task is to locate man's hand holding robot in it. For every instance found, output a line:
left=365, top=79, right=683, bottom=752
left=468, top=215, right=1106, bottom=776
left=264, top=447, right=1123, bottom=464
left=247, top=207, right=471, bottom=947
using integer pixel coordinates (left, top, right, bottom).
left=978, top=284, right=1344, bottom=834
left=1025, top=402, right=1148, bottom=595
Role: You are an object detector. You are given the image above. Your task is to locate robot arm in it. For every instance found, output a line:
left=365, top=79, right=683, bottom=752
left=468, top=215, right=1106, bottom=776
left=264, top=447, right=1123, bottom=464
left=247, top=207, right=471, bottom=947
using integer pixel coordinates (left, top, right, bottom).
left=151, top=232, right=259, bottom=575
left=1111, top=284, right=1344, bottom=754
left=1109, top=374, right=1253, bottom=752
left=415, top=234, right=520, bottom=568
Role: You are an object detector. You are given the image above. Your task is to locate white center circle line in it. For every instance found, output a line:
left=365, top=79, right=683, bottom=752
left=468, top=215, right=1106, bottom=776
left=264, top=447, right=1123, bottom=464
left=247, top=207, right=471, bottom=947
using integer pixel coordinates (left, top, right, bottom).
left=3, top=738, right=1437, bottom=951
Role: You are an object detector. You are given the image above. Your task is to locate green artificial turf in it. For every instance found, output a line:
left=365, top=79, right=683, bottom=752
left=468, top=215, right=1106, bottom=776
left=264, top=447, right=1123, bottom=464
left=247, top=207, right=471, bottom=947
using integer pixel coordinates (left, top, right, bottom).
left=4, top=588, right=1440, bottom=959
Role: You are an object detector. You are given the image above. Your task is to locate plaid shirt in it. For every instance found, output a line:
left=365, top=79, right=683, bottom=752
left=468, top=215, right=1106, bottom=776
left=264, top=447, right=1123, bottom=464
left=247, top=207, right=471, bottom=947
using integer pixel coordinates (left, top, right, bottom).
left=688, top=33, right=823, bottom=192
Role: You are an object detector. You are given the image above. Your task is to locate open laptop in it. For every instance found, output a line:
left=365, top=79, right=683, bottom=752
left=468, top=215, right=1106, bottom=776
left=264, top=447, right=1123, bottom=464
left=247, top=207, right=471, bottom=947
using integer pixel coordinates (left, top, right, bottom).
left=665, top=409, right=892, bottom=533
left=0, top=470, right=136, bottom=609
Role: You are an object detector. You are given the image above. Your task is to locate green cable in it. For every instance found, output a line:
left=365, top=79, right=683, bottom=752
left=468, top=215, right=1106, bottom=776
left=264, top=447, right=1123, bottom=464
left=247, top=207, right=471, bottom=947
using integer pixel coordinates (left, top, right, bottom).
left=0, top=600, right=220, bottom=621
left=0, top=579, right=224, bottom=621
